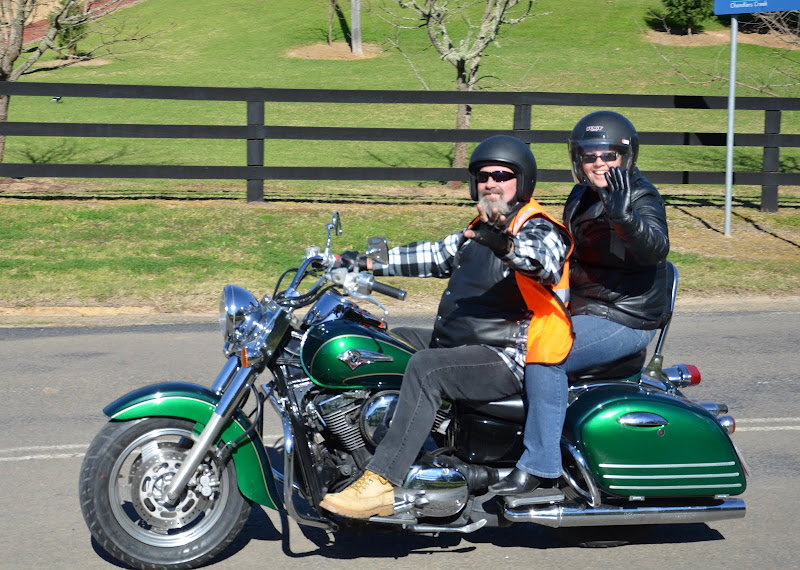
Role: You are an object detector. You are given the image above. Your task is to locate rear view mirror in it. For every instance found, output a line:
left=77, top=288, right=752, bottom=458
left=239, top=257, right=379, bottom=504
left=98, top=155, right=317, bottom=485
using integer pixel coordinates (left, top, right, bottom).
left=330, top=211, right=343, bottom=236
left=366, top=237, right=388, bottom=265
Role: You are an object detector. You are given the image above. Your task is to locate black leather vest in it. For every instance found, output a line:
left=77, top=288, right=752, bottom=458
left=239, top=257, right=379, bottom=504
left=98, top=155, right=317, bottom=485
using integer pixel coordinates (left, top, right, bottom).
left=431, top=238, right=530, bottom=349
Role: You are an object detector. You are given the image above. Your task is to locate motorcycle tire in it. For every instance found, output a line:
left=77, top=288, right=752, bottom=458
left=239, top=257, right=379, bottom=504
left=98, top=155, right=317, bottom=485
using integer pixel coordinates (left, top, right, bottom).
left=78, top=417, right=252, bottom=570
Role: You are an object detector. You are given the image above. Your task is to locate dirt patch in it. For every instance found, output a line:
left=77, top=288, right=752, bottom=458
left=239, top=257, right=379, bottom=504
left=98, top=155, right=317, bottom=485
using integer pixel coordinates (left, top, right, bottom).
left=1, top=294, right=798, bottom=329
left=32, top=57, right=113, bottom=69
left=0, top=306, right=215, bottom=328
left=645, top=28, right=798, bottom=49
left=286, top=42, right=385, bottom=60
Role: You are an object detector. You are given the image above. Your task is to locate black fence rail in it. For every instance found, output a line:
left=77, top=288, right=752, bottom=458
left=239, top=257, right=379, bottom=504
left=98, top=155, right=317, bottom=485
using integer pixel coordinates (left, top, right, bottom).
left=1, top=82, right=799, bottom=210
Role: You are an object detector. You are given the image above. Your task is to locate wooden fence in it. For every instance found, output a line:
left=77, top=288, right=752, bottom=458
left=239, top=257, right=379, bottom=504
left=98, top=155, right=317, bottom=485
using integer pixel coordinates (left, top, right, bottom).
left=1, top=82, right=799, bottom=210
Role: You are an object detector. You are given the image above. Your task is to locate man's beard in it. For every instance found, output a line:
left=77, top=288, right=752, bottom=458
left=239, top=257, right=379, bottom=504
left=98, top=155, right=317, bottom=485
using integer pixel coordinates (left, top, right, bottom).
left=478, top=191, right=511, bottom=216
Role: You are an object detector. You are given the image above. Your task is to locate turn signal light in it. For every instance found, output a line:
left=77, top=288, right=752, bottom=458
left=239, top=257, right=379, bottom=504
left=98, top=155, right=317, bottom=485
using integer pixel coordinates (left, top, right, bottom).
left=717, top=414, right=735, bottom=434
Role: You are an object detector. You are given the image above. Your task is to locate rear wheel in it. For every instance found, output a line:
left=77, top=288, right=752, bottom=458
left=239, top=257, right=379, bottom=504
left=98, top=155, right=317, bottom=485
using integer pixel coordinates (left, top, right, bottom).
left=79, top=417, right=251, bottom=570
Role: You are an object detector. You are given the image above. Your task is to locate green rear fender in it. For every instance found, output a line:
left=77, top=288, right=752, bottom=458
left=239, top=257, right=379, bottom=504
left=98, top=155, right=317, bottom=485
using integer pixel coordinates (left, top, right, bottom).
left=103, top=382, right=280, bottom=509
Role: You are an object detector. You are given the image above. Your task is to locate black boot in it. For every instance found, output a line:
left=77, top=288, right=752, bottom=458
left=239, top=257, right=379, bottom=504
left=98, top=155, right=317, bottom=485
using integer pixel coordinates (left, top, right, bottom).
left=488, top=468, right=541, bottom=496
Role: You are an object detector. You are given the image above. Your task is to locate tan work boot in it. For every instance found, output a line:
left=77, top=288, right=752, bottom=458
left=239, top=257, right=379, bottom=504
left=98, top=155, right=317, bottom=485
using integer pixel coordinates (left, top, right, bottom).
left=320, top=470, right=395, bottom=518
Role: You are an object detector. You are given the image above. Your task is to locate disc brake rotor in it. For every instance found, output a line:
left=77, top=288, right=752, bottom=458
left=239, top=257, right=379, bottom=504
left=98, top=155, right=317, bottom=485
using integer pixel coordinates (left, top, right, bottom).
left=129, top=442, right=219, bottom=529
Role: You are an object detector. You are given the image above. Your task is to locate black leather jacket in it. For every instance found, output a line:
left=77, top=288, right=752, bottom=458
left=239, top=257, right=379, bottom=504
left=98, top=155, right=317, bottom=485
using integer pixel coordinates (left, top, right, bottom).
left=563, top=168, right=670, bottom=330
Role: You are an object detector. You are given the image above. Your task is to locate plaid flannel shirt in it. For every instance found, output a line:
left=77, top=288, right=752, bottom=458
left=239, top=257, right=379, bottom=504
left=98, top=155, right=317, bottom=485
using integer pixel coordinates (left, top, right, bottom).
left=372, top=216, right=568, bottom=381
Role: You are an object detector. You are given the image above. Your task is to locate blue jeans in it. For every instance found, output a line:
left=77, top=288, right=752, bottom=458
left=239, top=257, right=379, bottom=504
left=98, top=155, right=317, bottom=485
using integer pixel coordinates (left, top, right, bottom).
left=518, top=315, right=657, bottom=478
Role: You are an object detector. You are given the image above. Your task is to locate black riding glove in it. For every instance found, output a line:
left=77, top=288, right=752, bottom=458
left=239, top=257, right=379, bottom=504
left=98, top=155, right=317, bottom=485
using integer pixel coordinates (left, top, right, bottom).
left=470, top=218, right=512, bottom=256
left=599, top=167, right=634, bottom=223
left=339, top=250, right=367, bottom=270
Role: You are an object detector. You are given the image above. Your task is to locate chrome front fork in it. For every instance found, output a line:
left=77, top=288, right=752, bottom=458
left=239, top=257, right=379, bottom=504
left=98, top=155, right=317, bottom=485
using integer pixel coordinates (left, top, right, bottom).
left=266, top=387, right=336, bottom=531
left=164, top=356, right=254, bottom=504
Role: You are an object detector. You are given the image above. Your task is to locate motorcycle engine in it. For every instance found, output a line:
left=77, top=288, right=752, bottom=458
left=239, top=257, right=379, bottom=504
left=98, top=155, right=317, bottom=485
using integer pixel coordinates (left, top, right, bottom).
left=314, top=391, right=371, bottom=452
left=314, top=390, right=397, bottom=452
left=315, top=390, right=451, bottom=452
left=314, top=390, right=467, bottom=518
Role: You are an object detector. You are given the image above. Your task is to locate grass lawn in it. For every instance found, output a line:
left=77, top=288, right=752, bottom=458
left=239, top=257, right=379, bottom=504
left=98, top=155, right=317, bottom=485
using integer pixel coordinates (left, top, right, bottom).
left=2, top=0, right=799, bottom=312
left=1, top=191, right=798, bottom=313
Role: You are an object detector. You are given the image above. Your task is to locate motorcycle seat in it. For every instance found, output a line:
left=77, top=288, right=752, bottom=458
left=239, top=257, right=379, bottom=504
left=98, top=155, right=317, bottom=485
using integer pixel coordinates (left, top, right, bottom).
left=568, top=348, right=646, bottom=383
left=462, top=349, right=647, bottom=424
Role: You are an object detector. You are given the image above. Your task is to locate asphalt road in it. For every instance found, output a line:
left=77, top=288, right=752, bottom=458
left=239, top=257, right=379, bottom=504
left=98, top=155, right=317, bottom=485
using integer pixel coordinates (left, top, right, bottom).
left=1, top=308, right=798, bottom=569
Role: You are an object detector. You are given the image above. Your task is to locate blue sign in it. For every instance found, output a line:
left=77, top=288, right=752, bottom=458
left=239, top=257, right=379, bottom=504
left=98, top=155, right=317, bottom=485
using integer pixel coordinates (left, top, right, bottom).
left=714, top=0, right=799, bottom=15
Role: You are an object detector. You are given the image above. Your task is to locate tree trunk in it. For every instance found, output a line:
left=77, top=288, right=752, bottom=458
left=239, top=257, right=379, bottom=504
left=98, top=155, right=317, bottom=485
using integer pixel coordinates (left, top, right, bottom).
left=453, top=103, right=471, bottom=171
left=450, top=64, right=473, bottom=188
left=328, top=0, right=335, bottom=45
left=350, top=0, right=363, bottom=55
left=452, top=64, right=472, bottom=171
left=0, top=95, right=9, bottom=164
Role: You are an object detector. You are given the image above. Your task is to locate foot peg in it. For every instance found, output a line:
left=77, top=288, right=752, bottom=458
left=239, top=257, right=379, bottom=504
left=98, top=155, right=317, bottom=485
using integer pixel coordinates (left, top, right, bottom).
left=393, top=490, right=428, bottom=514
left=369, top=493, right=427, bottom=524
left=504, top=487, right=565, bottom=508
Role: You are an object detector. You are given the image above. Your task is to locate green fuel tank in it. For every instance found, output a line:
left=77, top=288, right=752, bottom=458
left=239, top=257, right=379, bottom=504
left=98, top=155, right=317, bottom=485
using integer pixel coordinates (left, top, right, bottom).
left=300, top=319, right=416, bottom=389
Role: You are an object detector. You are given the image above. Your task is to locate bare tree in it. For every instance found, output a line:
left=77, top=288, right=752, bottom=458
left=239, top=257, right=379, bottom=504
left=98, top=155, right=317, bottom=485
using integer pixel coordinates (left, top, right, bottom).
left=0, top=0, right=155, bottom=162
left=736, top=11, right=800, bottom=94
left=380, top=0, right=538, bottom=169
left=750, top=10, right=799, bottom=48
left=644, top=12, right=800, bottom=97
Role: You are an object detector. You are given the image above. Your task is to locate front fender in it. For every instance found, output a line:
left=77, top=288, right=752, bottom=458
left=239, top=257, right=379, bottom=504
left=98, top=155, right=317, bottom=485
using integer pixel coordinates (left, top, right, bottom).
left=104, top=382, right=281, bottom=509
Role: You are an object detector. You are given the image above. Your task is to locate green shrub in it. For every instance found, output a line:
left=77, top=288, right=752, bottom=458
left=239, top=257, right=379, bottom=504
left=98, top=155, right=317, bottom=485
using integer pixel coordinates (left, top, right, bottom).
left=662, top=0, right=714, bottom=36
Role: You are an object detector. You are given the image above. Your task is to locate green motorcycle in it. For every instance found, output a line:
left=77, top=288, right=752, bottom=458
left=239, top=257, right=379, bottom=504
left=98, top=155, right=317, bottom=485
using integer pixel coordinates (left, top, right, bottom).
left=79, top=212, right=748, bottom=569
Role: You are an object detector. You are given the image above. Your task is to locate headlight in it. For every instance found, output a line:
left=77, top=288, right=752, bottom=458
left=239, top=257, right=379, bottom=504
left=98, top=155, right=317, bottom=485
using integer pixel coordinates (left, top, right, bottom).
left=219, top=285, right=292, bottom=367
left=219, top=284, right=260, bottom=347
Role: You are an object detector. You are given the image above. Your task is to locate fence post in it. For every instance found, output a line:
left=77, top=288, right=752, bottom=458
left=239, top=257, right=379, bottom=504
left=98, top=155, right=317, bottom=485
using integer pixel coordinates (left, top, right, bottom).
left=246, top=101, right=265, bottom=202
left=513, top=104, right=531, bottom=134
left=761, top=109, right=780, bottom=213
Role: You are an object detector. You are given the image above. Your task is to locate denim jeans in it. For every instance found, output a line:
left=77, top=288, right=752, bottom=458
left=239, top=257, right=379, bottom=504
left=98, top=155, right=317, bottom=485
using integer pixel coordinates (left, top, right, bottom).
left=367, top=341, right=521, bottom=486
left=518, top=315, right=658, bottom=478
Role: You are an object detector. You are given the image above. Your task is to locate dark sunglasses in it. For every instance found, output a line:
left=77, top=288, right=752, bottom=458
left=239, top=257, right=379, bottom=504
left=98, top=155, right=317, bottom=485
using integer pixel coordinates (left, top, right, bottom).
left=581, top=151, right=619, bottom=164
left=476, top=170, right=517, bottom=183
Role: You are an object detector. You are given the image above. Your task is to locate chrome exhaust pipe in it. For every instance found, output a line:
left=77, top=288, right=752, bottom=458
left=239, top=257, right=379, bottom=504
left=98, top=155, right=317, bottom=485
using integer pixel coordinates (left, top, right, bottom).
left=504, top=498, right=745, bottom=528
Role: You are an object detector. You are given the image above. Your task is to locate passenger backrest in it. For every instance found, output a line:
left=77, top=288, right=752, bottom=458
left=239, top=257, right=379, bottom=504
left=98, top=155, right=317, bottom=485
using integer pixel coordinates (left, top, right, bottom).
left=653, top=261, right=678, bottom=356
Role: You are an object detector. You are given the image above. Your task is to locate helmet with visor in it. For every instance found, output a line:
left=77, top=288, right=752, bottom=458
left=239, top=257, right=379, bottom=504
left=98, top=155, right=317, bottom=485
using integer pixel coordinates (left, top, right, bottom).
left=568, top=111, right=639, bottom=187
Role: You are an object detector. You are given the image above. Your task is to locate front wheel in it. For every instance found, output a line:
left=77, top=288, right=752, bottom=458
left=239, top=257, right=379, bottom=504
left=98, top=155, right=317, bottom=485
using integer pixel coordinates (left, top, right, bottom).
left=78, top=417, right=251, bottom=570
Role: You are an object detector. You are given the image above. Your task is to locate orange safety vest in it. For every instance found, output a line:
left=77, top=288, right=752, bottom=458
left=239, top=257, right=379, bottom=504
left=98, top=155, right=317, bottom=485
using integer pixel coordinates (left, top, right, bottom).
left=507, top=200, right=574, bottom=364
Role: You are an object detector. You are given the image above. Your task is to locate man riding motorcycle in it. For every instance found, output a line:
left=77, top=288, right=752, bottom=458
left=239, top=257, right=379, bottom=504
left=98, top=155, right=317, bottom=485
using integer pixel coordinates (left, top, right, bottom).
left=320, top=135, right=574, bottom=519
left=77, top=124, right=746, bottom=570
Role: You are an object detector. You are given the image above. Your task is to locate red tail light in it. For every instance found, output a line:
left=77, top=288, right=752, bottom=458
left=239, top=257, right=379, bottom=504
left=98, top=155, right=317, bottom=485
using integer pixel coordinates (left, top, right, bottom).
left=662, top=363, right=701, bottom=387
left=686, top=364, right=701, bottom=386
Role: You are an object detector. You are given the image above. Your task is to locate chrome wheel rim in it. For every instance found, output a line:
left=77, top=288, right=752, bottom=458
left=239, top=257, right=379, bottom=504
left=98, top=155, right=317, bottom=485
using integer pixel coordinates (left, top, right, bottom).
left=108, top=426, right=231, bottom=547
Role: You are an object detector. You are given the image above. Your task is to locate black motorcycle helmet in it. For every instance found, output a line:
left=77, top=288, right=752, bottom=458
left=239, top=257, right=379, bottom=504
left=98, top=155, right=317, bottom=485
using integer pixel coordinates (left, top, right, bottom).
left=468, top=135, right=537, bottom=203
left=568, top=111, right=639, bottom=187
